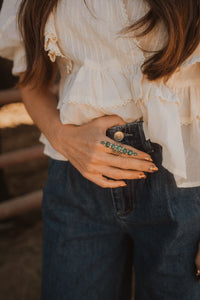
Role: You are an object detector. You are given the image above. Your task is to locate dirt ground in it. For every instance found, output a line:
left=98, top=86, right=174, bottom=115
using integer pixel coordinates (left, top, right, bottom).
left=0, top=212, right=43, bottom=300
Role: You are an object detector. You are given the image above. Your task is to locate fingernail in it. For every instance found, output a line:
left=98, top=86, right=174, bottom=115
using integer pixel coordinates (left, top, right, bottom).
left=138, top=174, right=146, bottom=179
left=145, top=157, right=153, bottom=162
left=149, top=166, right=159, bottom=172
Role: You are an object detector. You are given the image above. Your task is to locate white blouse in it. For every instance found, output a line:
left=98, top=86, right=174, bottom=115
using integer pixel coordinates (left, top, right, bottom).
left=1, top=0, right=200, bottom=188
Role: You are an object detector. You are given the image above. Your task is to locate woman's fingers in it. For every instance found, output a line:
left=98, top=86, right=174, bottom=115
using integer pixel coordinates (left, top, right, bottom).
left=98, top=166, right=146, bottom=180
left=97, top=137, right=158, bottom=173
left=87, top=174, right=127, bottom=188
left=99, top=151, right=158, bottom=173
left=67, top=154, right=127, bottom=188
left=99, top=137, right=153, bottom=162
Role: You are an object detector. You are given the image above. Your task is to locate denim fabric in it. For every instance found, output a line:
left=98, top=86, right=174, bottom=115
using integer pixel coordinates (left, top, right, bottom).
left=41, top=121, right=200, bottom=300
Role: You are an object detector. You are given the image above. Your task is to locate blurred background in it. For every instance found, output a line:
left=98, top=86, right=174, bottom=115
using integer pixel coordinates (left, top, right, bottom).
left=0, top=1, right=48, bottom=297
left=0, top=58, right=48, bottom=300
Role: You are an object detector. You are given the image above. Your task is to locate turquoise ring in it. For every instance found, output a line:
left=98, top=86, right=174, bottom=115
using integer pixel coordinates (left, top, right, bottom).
left=100, top=141, right=138, bottom=156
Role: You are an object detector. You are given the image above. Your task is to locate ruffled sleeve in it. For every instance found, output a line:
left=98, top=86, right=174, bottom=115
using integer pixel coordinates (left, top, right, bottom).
left=43, top=9, right=73, bottom=75
left=0, top=0, right=26, bottom=75
left=167, top=61, right=200, bottom=187
left=44, top=10, right=65, bottom=63
left=135, top=58, right=200, bottom=187
left=137, top=78, right=187, bottom=178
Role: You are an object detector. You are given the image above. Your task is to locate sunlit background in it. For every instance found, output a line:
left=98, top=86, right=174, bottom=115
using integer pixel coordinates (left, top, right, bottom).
left=0, top=1, right=48, bottom=297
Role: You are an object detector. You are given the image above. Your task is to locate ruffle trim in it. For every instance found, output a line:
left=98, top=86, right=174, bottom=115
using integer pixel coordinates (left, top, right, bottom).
left=59, top=100, right=143, bottom=126
left=68, top=97, right=133, bottom=109
left=138, top=79, right=187, bottom=179
left=44, top=11, right=73, bottom=74
left=138, top=79, right=200, bottom=183
left=173, top=85, right=200, bottom=126
left=141, top=79, right=180, bottom=105
left=44, top=11, right=65, bottom=62
left=180, top=44, right=200, bottom=70
left=171, top=85, right=200, bottom=156
left=59, top=58, right=143, bottom=110
left=44, top=32, right=64, bottom=62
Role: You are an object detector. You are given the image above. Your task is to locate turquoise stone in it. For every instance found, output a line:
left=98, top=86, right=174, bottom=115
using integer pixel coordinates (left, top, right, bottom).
left=111, top=144, right=116, bottom=150
left=128, top=150, right=133, bottom=156
left=100, top=141, right=105, bottom=145
left=106, top=142, right=110, bottom=148
left=116, top=146, right=122, bottom=153
left=123, top=148, right=127, bottom=154
left=133, top=152, right=138, bottom=156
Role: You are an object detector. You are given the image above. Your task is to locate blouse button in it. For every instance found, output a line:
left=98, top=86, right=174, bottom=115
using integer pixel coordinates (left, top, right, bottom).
left=114, top=131, right=124, bottom=142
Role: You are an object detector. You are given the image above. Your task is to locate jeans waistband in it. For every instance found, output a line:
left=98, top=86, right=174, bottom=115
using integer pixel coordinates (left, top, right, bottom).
left=106, top=121, right=156, bottom=154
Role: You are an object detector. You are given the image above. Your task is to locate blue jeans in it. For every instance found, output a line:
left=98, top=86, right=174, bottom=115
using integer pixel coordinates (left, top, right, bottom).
left=41, top=121, right=200, bottom=300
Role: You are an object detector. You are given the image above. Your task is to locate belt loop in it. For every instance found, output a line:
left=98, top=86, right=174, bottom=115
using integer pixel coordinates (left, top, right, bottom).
left=138, top=121, right=154, bottom=154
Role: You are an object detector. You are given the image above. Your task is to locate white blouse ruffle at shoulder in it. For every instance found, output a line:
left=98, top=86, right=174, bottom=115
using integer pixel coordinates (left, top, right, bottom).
left=1, top=0, right=200, bottom=188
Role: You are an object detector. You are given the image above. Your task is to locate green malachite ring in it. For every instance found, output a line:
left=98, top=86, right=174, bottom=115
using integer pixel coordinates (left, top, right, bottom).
left=100, top=141, right=138, bottom=156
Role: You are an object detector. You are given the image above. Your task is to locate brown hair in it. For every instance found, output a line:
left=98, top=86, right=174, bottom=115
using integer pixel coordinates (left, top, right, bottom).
left=127, top=1, right=200, bottom=80
left=18, top=0, right=58, bottom=89
left=18, top=0, right=200, bottom=88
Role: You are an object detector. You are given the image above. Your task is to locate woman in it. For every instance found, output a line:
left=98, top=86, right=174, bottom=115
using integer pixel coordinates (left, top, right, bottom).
left=1, top=0, right=200, bottom=299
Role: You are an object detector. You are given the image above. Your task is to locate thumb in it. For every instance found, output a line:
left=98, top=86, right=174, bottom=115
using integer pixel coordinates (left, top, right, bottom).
left=100, top=115, right=126, bottom=131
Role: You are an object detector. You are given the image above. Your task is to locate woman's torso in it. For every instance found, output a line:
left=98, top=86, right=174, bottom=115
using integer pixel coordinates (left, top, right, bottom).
left=39, top=0, right=200, bottom=188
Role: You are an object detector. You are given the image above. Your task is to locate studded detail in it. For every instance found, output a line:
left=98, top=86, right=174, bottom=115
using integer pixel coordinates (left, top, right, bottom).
left=116, top=146, right=122, bottom=153
left=100, top=141, right=138, bottom=158
left=123, top=148, right=127, bottom=154
left=114, top=131, right=124, bottom=142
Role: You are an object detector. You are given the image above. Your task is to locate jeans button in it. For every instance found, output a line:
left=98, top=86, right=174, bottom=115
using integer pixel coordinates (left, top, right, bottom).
left=114, top=131, right=124, bottom=142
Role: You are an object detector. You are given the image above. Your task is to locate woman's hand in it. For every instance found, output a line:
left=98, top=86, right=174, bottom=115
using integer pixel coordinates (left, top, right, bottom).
left=19, top=82, right=158, bottom=188
left=19, top=83, right=158, bottom=188
left=195, top=241, right=200, bottom=281
left=54, top=115, right=158, bottom=188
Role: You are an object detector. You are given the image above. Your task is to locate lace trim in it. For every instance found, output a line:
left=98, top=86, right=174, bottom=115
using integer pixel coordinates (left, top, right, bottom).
left=44, top=32, right=73, bottom=73
left=67, top=97, right=134, bottom=109
left=44, top=11, right=73, bottom=74
left=44, top=32, right=65, bottom=63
